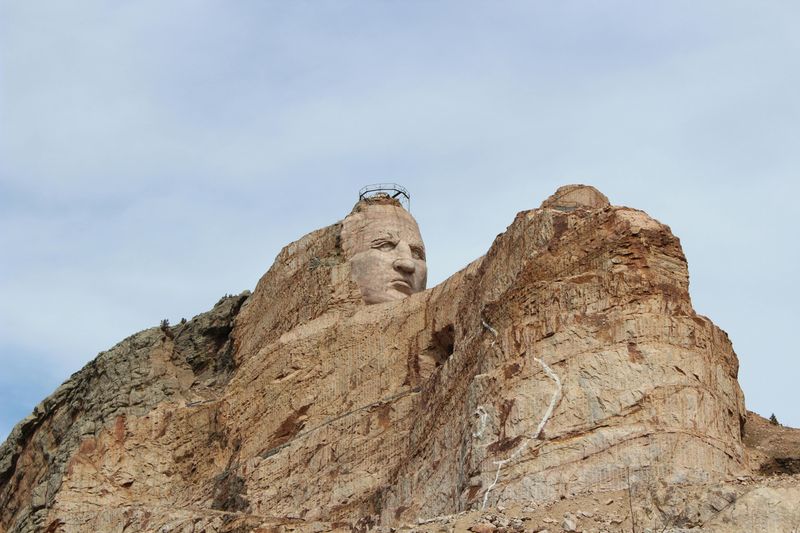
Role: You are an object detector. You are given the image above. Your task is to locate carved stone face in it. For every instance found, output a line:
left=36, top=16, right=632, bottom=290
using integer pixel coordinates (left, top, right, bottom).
left=342, top=203, right=427, bottom=305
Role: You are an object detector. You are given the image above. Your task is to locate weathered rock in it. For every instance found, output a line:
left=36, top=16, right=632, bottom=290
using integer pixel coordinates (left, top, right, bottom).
left=0, top=294, right=248, bottom=532
left=561, top=513, right=577, bottom=531
left=702, top=486, right=800, bottom=532
left=0, top=185, right=797, bottom=532
left=539, top=184, right=610, bottom=211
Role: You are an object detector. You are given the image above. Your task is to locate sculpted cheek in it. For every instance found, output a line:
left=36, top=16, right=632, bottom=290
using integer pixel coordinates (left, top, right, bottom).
left=414, top=262, right=428, bottom=290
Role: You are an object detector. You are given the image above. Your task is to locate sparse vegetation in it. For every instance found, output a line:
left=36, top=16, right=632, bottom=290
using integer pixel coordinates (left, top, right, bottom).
left=160, top=318, right=174, bottom=339
left=215, top=293, right=234, bottom=306
left=770, top=413, right=780, bottom=425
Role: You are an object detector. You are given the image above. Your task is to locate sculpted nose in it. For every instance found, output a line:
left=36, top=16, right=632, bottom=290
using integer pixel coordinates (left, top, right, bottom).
left=394, top=257, right=416, bottom=274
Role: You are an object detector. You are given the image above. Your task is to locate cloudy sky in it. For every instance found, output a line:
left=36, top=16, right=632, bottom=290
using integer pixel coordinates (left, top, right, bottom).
left=1, top=1, right=798, bottom=440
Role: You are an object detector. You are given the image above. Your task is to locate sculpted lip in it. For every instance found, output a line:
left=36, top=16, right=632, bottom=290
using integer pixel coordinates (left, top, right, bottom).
left=390, top=279, right=413, bottom=294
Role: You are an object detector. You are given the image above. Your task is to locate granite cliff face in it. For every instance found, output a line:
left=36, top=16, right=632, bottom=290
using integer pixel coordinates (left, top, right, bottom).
left=2, top=185, right=798, bottom=533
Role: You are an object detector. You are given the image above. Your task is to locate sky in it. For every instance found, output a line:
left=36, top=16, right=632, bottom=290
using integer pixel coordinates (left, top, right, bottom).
left=1, top=1, right=799, bottom=441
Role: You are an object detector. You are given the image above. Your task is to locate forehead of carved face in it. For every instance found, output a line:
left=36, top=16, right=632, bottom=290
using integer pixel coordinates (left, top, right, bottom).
left=341, top=204, right=428, bottom=305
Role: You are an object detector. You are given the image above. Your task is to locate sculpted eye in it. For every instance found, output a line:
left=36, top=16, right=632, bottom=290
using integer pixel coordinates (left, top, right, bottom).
left=411, top=246, right=426, bottom=260
left=374, top=240, right=396, bottom=251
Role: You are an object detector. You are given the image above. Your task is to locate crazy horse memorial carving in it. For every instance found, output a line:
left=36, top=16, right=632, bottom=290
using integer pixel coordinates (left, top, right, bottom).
left=341, top=193, right=428, bottom=305
left=1, top=184, right=799, bottom=532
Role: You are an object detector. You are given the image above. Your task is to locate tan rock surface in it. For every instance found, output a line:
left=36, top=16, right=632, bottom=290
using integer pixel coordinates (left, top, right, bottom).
left=539, top=184, right=610, bottom=210
left=1, top=185, right=797, bottom=532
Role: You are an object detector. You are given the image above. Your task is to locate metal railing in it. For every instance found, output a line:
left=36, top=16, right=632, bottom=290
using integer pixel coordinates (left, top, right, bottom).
left=358, top=183, right=411, bottom=211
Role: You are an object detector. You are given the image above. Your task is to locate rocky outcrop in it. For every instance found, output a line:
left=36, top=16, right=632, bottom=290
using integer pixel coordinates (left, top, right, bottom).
left=1, top=185, right=797, bottom=532
left=0, top=295, right=248, bottom=532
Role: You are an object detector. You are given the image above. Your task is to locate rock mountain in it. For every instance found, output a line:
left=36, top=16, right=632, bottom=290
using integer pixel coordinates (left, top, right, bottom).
left=2, top=185, right=799, bottom=533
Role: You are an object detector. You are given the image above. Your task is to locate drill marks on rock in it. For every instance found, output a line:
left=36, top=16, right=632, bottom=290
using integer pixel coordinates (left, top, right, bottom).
left=478, top=318, right=563, bottom=510
left=258, top=388, right=420, bottom=460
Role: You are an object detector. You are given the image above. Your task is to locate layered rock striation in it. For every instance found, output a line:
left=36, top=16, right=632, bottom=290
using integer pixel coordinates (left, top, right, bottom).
left=1, top=186, right=796, bottom=532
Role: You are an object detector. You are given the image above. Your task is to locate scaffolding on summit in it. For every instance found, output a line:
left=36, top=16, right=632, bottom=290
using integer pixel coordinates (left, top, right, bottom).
left=358, top=183, right=411, bottom=211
